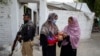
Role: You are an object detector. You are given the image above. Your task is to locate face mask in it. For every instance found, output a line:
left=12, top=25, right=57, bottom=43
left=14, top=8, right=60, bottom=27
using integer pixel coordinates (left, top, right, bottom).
left=53, top=19, right=57, bottom=24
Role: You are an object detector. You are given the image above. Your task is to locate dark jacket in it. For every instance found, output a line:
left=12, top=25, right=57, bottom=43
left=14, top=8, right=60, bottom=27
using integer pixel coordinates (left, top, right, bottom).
left=20, top=21, right=36, bottom=42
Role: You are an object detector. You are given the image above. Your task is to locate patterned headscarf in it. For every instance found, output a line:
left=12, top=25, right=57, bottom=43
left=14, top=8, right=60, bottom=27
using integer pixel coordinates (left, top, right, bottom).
left=41, top=13, right=58, bottom=36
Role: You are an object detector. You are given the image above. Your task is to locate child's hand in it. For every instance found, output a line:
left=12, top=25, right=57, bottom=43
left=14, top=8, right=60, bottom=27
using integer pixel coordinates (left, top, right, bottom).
left=63, top=33, right=67, bottom=38
left=58, top=32, right=64, bottom=35
left=58, top=34, right=63, bottom=41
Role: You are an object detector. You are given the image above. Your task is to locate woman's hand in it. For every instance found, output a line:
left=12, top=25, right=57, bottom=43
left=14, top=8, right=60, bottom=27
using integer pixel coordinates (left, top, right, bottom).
left=58, top=32, right=68, bottom=39
left=58, top=35, right=63, bottom=41
left=63, top=33, right=67, bottom=38
left=58, top=32, right=64, bottom=35
left=57, top=32, right=64, bottom=41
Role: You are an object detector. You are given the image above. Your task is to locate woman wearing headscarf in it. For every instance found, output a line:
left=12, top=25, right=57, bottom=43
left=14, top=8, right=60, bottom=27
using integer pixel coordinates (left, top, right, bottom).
left=40, top=13, right=59, bottom=56
left=58, top=16, right=80, bottom=56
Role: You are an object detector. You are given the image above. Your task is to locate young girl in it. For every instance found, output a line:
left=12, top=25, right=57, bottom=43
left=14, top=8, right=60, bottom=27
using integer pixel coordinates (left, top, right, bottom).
left=58, top=16, right=80, bottom=56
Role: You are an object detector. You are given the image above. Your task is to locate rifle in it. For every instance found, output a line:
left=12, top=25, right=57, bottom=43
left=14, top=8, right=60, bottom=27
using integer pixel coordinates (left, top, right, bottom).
left=9, top=25, right=23, bottom=56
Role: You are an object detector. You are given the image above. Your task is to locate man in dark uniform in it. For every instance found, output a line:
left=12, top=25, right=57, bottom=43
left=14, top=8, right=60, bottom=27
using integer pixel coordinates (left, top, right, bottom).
left=20, top=14, right=36, bottom=56
left=11, top=14, right=36, bottom=56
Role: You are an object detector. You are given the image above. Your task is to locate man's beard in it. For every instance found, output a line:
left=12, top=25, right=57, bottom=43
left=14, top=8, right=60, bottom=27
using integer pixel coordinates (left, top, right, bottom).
left=24, top=20, right=28, bottom=24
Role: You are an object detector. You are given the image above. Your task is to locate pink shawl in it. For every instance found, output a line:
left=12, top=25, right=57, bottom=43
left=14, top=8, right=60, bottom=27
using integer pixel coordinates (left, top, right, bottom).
left=63, top=17, right=80, bottom=49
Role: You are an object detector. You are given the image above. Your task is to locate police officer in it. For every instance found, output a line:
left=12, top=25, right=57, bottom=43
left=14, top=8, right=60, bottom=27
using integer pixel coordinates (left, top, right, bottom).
left=20, top=14, right=36, bottom=56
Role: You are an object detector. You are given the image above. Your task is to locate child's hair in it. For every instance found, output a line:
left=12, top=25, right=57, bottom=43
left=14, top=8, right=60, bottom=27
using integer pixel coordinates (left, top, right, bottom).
left=69, top=16, right=73, bottom=21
